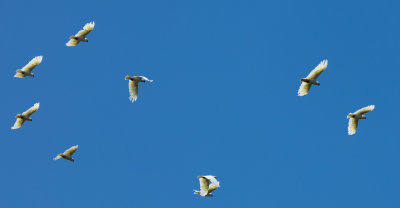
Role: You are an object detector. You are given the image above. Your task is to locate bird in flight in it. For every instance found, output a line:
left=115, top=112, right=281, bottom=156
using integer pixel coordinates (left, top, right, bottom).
left=54, top=145, right=79, bottom=162
left=194, top=175, right=220, bottom=197
left=11, top=103, right=40, bottom=130
left=66, top=21, right=95, bottom=47
left=125, top=76, right=153, bottom=102
left=347, top=105, right=375, bottom=135
left=14, top=56, right=43, bottom=78
left=298, top=60, right=328, bottom=96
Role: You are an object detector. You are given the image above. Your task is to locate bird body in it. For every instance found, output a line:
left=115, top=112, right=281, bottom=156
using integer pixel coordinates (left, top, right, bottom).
left=54, top=145, right=79, bottom=162
left=125, top=75, right=153, bottom=102
left=66, top=21, right=95, bottom=46
left=14, top=56, right=43, bottom=78
left=11, top=103, right=40, bottom=129
left=347, top=105, right=375, bottom=135
left=194, top=175, right=220, bottom=197
left=298, top=60, right=328, bottom=96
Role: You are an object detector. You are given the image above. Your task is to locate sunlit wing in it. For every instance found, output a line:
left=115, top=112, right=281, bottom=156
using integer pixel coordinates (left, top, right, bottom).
left=129, top=80, right=139, bottom=102
left=354, top=105, right=375, bottom=115
left=298, top=82, right=312, bottom=96
left=11, top=118, right=24, bottom=130
left=348, top=118, right=358, bottom=135
left=63, top=145, right=78, bottom=157
left=75, top=22, right=95, bottom=38
left=21, top=56, right=43, bottom=73
left=22, top=103, right=40, bottom=117
left=306, top=60, right=328, bottom=80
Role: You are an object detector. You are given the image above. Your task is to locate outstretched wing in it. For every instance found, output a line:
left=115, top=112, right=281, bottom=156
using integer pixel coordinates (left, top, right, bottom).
left=354, top=105, right=375, bottom=116
left=306, top=60, right=328, bottom=80
left=66, top=38, right=79, bottom=47
left=198, top=176, right=210, bottom=196
left=298, top=82, right=312, bottom=96
left=53, top=155, right=62, bottom=160
left=21, top=56, right=43, bottom=73
left=348, top=118, right=359, bottom=135
left=128, top=80, right=139, bottom=102
left=22, top=103, right=40, bottom=117
left=75, top=21, right=95, bottom=38
left=11, top=118, right=24, bottom=130
left=63, top=145, right=78, bottom=157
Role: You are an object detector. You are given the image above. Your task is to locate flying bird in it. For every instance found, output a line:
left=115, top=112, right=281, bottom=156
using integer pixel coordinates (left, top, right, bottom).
left=66, top=21, right=95, bottom=46
left=125, top=76, right=153, bottom=102
left=11, top=103, right=40, bottom=130
left=194, top=175, right=220, bottom=197
left=298, top=60, right=328, bottom=96
left=347, top=105, right=375, bottom=135
left=14, top=56, right=43, bottom=78
left=54, top=145, right=79, bottom=162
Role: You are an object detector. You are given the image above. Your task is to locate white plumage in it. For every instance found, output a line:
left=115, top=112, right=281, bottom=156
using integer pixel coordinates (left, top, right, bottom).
left=14, top=56, right=43, bottom=78
left=298, top=60, right=328, bottom=96
left=125, top=75, right=153, bottom=102
left=66, top=21, right=95, bottom=46
left=11, top=103, right=40, bottom=130
left=347, top=105, right=375, bottom=135
left=53, top=145, right=79, bottom=162
left=194, top=175, right=220, bottom=197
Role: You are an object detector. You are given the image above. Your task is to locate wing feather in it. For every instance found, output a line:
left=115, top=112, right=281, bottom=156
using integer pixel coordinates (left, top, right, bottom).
left=354, top=105, right=375, bottom=115
left=348, top=118, right=358, bottom=135
left=11, top=118, right=24, bottom=130
left=63, top=145, right=78, bottom=157
left=22, top=103, right=40, bottom=117
left=21, top=56, right=43, bottom=73
left=66, top=39, right=79, bottom=46
left=297, top=82, right=312, bottom=96
left=75, top=22, right=95, bottom=37
left=198, top=177, right=210, bottom=196
left=306, top=60, right=328, bottom=80
left=129, top=80, right=139, bottom=102
left=204, top=175, right=220, bottom=187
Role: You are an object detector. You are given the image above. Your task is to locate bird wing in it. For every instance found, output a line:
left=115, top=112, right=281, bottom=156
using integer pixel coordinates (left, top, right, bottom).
left=128, top=80, right=139, bottom=102
left=53, top=155, right=62, bottom=160
left=198, top=177, right=210, bottom=196
left=11, top=118, right=24, bottom=130
left=63, top=145, right=78, bottom=157
left=306, top=60, right=328, bottom=80
left=208, top=184, right=218, bottom=193
left=298, top=82, right=312, bottom=96
left=354, top=105, right=375, bottom=115
left=140, top=76, right=153, bottom=82
left=66, top=39, right=79, bottom=47
left=21, top=56, right=43, bottom=73
left=75, top=22, right=95, bottom=38
left=22, top=103, right=40, bottom=117
left=203, top=175, right=220, bottom=187
left=348, top=118, right=359, bottom=135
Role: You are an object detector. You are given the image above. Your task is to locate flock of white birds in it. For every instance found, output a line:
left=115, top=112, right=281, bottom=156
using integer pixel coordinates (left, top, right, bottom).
left=298, top=60, right=375, bottom=135
left=9, top=21, right=375, bottom=197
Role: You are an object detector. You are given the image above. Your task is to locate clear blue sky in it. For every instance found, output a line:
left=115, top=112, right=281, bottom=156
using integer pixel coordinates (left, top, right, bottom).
left=1, top=0, right=400, bottom=207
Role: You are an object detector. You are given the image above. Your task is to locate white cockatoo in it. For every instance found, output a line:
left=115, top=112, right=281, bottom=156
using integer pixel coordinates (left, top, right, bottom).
left=298, top=60, right=328, bottom=96
left=11, top=103, right=40, bottom=130
left=194, top=175, right=220, bottom=197
left=125, top=76, right=153, bottom=102
left=53, top=145, right=79, bottom=162
left=14, top=56, right=43, bottom=78
left=347, top=105, right=375, bottom=135
left=66, top=21, right=95, bottom=46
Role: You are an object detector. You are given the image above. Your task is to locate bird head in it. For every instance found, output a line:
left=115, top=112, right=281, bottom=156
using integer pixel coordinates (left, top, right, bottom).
left=347, top=113, right=354, bottom=119
left=16, top=114, right=23, bottom=118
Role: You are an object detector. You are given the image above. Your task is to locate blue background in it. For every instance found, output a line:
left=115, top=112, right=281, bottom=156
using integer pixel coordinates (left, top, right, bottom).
left=1, top=0, right=399, bottom=207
